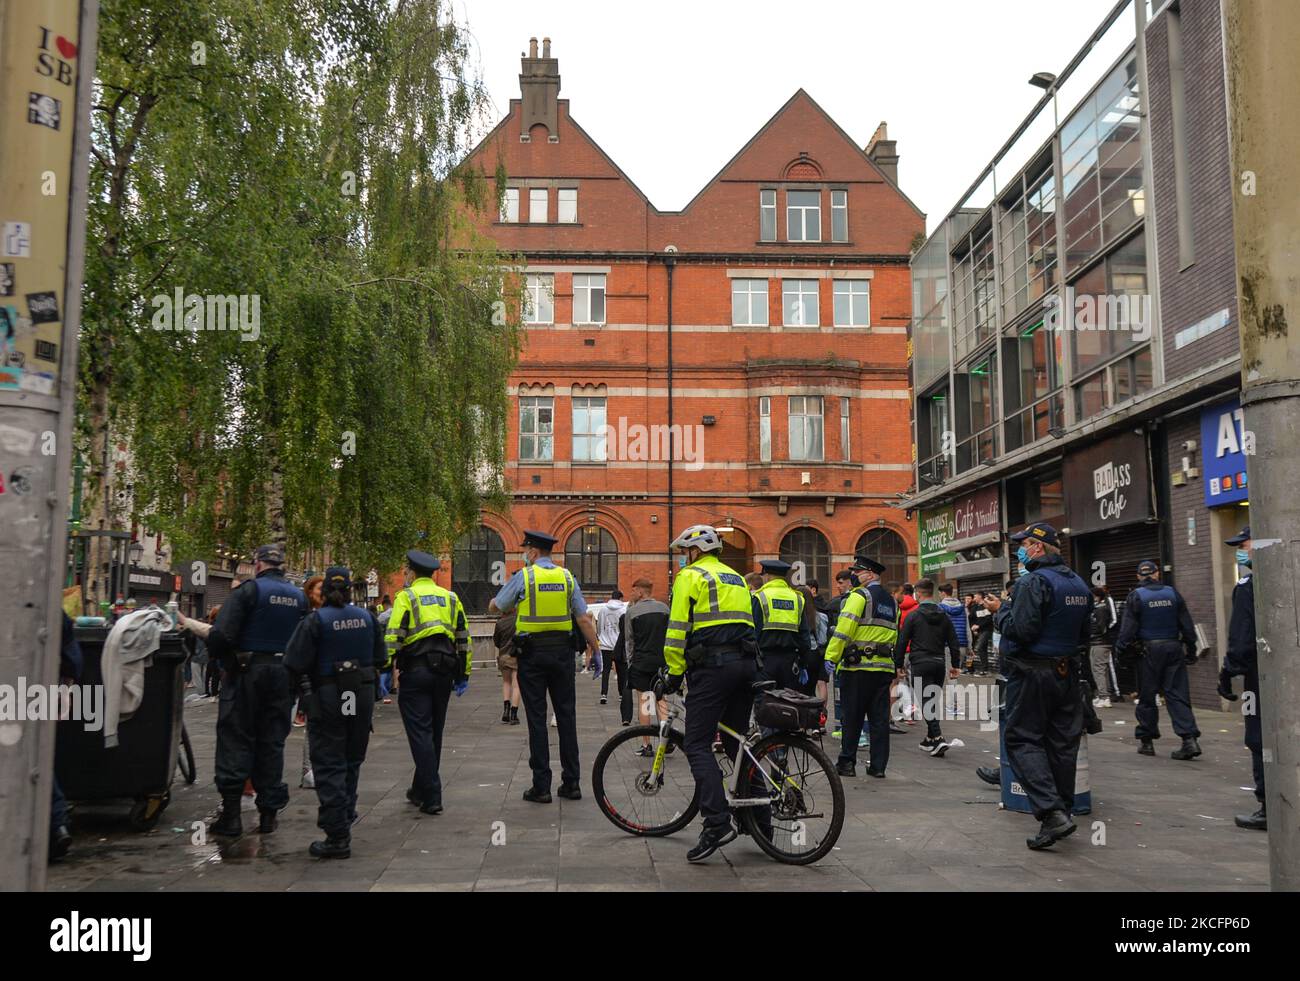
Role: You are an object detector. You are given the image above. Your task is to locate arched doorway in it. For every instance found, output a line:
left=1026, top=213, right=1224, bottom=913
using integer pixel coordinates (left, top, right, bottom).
left=855, top=528, right=909, bottom=585
left=564, top=526, right=619, bottom=592
left=719, top=528, right=754, bottom=576
left=779, top=527, right=830, bottom=588
left=452, top=525, right=505, bottom=614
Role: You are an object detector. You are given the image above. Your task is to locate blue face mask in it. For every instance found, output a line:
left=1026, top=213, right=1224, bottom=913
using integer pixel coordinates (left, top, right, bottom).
left=676, top=555, right=687, bottom=569
left=1016, top=546, right=1030, bottom=567
left=1235, top=549, right=1251, bottom=568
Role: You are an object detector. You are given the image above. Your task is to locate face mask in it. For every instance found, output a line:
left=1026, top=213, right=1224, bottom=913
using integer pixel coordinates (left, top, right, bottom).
left=1016, top=546, right=1030, bottom=567
left=676, top=555, right=687, bottom=569
left=1235, top=549, right=1251, bottom=568
left=521, top=551, right=532, bottom=567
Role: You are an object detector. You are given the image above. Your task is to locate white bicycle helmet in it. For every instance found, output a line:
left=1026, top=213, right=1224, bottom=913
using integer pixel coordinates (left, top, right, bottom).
left=671, top=524, right=723, bottom=553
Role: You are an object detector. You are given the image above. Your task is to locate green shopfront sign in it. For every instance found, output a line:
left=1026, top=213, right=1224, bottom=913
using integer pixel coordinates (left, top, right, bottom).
left=919, top=504, right=956, bottom=576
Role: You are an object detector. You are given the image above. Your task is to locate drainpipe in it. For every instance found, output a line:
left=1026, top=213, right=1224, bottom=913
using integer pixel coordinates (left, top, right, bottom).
left=666, top=254, right=676, bottom=585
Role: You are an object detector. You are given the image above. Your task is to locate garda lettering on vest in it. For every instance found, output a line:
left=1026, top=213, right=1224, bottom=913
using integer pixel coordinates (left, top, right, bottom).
left=772, top=599, right=795, bottom=610
left=1065, top=595, right=1090, bottom=607
left=1147, top=599, right=1173, bottom=607
left=269, top=595, right=299, bottom=607
left=718, top=573, right=746, bottom=587
left=332, top=618, right=367, bottom=630
left=538, top=583, right=566, bottom=592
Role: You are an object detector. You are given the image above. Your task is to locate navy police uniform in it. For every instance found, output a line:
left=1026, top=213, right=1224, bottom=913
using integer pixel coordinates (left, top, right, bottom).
left=208, top=544, right=308, bottom=831
left=1115, top=560, right=1200, bottom=754
left=284, top=567, right=384, bottom=856
left=1221, top=527, right=1265, bottom=829
left=994, top=524, right=1091, bottom=838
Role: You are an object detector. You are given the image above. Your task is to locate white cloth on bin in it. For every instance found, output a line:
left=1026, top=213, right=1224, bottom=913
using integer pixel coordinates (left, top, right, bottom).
left=102, top=608, right=171, bottom=747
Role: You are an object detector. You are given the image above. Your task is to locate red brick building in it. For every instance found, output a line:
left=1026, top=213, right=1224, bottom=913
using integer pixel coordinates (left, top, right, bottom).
left=449, top=38, right=922, bottom=612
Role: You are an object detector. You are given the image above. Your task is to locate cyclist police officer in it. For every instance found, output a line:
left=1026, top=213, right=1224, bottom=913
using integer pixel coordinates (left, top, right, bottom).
left=983, top=522, right=1091, bottom=851
left=207, top=544, right=308, bottom=837
left=660, top=524, right=760, bottom=862
left=284, top=566, right=384, bottom=858
left=490, top=530, right=600, bottom=803
left=1114, top=559, right=1201, bottom=761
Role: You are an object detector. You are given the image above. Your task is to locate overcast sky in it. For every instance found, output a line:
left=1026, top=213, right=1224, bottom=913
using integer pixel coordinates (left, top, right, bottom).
left=458, top=0, right=1124, bottom=232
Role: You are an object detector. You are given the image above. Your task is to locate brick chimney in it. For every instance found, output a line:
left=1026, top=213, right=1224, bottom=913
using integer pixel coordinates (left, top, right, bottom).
left=866, top=121, right=899, bottom=185
left=519, top=36, right=560, bottom=141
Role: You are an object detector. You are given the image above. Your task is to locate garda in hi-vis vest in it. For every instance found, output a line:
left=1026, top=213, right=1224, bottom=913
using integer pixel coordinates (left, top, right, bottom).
left=756, top=579, right=804, bottom=633
left=825, top=582, right=899, bottom=672
left=664, top=553, right=755, bottom=674
left=515, top=563, right=578, bottom=634
left=383, top=578, right=469, bottom=667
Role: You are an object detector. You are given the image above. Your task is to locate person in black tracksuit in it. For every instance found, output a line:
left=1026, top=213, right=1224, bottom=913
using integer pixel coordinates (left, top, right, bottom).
left=1220, top=526, right=1265, bottom=830
left=617, top=578, right=670, bottom=751
left=1115, top=559, right=1201, bottom=761
left=894, top=579, right=961, bottom=756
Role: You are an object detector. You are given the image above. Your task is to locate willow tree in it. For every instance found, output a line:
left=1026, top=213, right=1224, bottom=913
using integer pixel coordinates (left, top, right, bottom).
left=82, top=0, right=519, bottom=581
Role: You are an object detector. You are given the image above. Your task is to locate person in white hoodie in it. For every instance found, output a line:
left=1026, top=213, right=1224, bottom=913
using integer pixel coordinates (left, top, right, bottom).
left=596, top=589, right=631, bottom=725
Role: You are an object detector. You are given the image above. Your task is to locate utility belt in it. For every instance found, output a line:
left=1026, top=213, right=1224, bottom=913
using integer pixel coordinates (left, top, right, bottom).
left=316, top=660, right=377, bottom=695
left=233, top=651, right=284, bottom=672
left=1005, top=651, right=1079, bottom=678
left=514, top=630, right=574, bottom=657
left=842, top=642, right=893, bottom=668
left=398, top=650, right=461, bottom=675
left=684, top=636, right=759, bottom=670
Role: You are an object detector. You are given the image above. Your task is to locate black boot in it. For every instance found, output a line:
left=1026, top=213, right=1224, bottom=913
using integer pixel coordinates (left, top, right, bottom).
left=210, top=797, right=243, bottom=837
left=1234, top=804, right=1267, bottom=830
left=308, top=833, right=351, bottom=859
left=976, top=765, right=1000, bottom=786
left=1171, top=736, right=1201, bottom=760
left=835, top=761, right=856, bottom=777
left=501, top=701, right=511, bottom=724
left=1137, top=738, right=1155, bottom=756
left=258, top=808, right=279, bottom=833
left=523, top=787, right=552, bottom=803
left=1026, top=809, right=1076, bottom=850
left=687, top=820, right=738, bottom=863
left=49, top=825, right=73, bottom=860
left=557, top=783, right=582, bottom=800
left=509, top=706, right=520, bottom=725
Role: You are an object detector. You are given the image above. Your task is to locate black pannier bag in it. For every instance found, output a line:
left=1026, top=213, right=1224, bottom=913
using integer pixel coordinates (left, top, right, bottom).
left=755, top=688, right=826, bottom=731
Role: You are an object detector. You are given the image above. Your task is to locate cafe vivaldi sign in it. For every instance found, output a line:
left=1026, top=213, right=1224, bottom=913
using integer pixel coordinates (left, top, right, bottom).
left=1062, top=430, right=1153, bottom=535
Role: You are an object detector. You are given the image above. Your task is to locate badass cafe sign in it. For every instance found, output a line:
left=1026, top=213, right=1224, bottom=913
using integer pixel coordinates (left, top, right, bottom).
left=1063, top=430, right=1152, bottom=535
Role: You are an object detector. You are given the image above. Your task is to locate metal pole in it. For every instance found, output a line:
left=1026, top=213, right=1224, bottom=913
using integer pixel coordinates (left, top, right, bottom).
left=1222, top=0, right=1300, bottom=891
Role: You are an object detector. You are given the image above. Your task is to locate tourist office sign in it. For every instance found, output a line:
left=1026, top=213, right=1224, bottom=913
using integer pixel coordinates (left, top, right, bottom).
left=919, top=503, right=955, bottom=576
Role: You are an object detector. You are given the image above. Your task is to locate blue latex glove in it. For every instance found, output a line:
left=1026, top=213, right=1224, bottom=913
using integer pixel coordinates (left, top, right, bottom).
left=453, top=680, right=469, bottom=697
left=591, top=652, right=603, bottom=676
left=797, top=668, right=809, bottom=686
left=824, top=660, right=836, bottom=678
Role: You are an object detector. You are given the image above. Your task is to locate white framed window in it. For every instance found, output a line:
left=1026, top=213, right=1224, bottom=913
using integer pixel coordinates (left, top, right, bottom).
left=786, top=189, right=821, bottom=242
left=529, top=188, right=548, bottom=223
left=833, top=280, right=870, bottom=327
left=519, top=396, right=554, bottom=462
left=840, top=397, right=851, bottom=461
left=572, top=396, right=607, bottom=462
left=573, top=273, right=606, bottom=325
left=759, top=396, right=771, bottom=462
left=558, top=188, right=577, bottom=223
left=831, top=189, right=848, bottom=242
left=788, top=395, right=824, bottom=461
left=500, top=188, right=519, bottom=223
left=760, top=189, right=777, bottom=241
left=731, top=278, right=768, bottom=327
left=524, top=274, right=554, bottom=325
left=783, top=279, right=819, bottom=327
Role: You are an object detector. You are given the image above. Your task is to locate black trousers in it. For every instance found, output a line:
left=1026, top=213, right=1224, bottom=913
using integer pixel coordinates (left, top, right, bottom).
left=910, top=656, right=948, bottom=740
left=1244, top=667, right=1264, bottom=802
left=974, top=629, right=992, bottom=673
left=837, top=670, right=892, bottom=772
left=214, top=660, right=292, bottom=810
left=1003, top=656, right=1083, bottom=821
left=754, top=649, right=798, bottom=719
left=1134, top=640, right=1200, bottom=740
left=600, top=648, right=633, bottom=724
left=398, top=666, right=453, bottom=806
left=518, top=644, right=580, bottom=792
left=684, top=657, right=758, bottom=829
left=308, top=682, right=374, bottom=836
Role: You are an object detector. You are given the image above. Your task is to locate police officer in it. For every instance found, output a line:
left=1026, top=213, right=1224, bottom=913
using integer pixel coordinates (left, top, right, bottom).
left=284, top=567, right=384, bottom=858
left=386, top=550, right=471, bottom=815
left=207, top=544, right=308, bottom=836
left=983, top=522, right=1091, bottom=851
left=1221, top=527, right=1265, bottom=830
left=825, top=556, right=899, bottom=778
left=489, top=530, right=599, bottom=803
left=1114, top=559, right=1201, bottom=760
left=752, top=560, right=812, bottom=697
left=656, top=524, right=759, bottom=862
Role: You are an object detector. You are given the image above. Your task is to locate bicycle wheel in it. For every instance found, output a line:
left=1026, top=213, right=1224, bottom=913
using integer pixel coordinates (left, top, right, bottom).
left=592, top=724, right=699, bottom=836
left=177, top=724, right=197, bottom=785
left=736, top=732, right=844, bottom=865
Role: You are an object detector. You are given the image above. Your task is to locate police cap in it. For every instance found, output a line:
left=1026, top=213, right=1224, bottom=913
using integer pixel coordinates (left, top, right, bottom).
left=850, top=554, right=887, bottom=575
left=1136, top=559, right=1159, bottom=576
left=1009, top=521, right=1060, bottom=547
left=324, top=565, right=352, bottom=590
left=759, top=559, right=792, bottom=575
left=255, top=543, right=285, bottom=566
left=1224, top=525, right=1251, bottom=546
left=406, top=549, right=441, bottom=574
left=521, top=529, right=559, bottom=550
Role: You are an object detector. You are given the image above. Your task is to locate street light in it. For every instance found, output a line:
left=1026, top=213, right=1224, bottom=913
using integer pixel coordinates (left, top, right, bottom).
left=128, top=540, right=144, bottom=565
left=1029, top=72, right=1057, bottom=90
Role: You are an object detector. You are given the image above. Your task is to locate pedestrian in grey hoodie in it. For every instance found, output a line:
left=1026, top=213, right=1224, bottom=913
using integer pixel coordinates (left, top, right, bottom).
left=938, top=582, right=971, bottom=673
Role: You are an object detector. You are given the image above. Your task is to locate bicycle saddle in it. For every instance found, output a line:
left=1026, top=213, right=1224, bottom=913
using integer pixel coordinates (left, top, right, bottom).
left=752, top=679, right=778, bottom=692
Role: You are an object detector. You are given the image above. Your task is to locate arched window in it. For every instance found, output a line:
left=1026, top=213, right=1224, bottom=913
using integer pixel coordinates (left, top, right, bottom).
left=452, top=525, right=505, bottom=614
left=779, top=527, right=830, bottom=588
left=565, top=526, right=618, bottom=591
left=856, top=528, right=909, bottom=585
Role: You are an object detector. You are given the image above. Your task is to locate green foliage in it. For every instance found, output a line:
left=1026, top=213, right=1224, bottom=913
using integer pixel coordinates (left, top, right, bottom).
left=83, top=0, right=519, bottom=573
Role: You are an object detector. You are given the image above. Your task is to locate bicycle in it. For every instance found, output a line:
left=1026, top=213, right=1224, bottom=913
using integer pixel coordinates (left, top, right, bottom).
left=591, top=679, right=845, bottom=865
